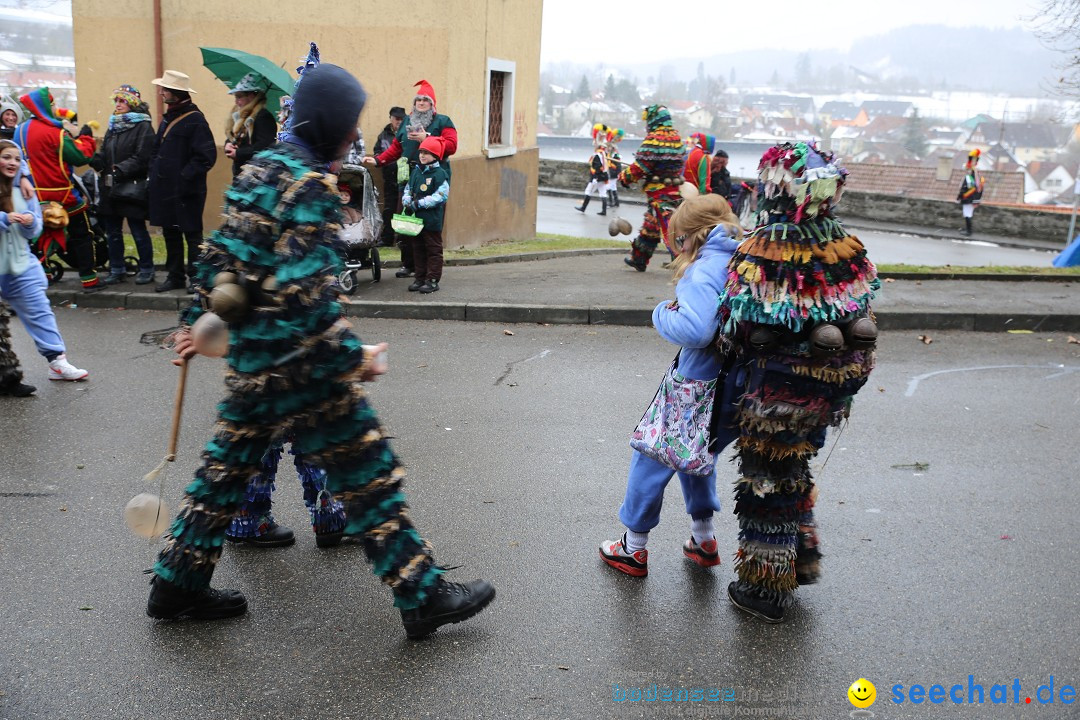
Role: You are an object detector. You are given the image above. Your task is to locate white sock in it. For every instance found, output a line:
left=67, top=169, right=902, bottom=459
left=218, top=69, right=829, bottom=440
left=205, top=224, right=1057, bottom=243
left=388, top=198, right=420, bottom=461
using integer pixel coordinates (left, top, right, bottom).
left=691, top=517, right=714, bottom=546
left=624, top=529, right=649, bottom=553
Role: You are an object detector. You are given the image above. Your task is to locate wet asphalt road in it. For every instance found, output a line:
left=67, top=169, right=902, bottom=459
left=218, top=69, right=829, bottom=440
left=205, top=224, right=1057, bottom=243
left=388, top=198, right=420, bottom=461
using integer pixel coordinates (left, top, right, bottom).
left=1, top=310, right=1079, bottom=719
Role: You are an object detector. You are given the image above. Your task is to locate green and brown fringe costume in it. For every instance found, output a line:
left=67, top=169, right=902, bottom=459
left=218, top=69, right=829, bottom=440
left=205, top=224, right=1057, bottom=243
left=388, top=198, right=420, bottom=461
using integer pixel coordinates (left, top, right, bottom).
left=153, top=143, right=442, bottom=609
left=618, top=105, right=687, bottom=266
left=719, top=142, right=878, bottom=608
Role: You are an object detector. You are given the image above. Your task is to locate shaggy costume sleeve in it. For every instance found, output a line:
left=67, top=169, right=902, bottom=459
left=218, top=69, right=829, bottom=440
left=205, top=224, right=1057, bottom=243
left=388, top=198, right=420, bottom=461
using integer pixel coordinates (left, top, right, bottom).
left=619, top=161, right=645, bottom=188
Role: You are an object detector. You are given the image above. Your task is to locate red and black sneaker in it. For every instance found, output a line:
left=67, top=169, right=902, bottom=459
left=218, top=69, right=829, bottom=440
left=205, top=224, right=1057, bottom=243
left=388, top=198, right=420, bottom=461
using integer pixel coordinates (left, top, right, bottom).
left=682, top=537, right=721, bottom=567
left=599, top=533, right=648, bottom=577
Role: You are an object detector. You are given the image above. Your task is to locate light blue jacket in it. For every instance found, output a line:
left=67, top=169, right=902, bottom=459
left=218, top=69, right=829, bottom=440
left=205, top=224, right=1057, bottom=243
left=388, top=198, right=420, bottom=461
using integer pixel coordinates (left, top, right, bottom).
left=0, top=188, right=43, bottom=277
left=651, top=224, right=741, bottom=380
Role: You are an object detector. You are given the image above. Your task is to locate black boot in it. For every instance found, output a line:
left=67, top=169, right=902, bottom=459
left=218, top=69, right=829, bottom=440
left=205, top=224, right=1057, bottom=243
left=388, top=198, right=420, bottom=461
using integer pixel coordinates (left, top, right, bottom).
left=598, top=198, right=607, bottom=216
left=400, top=578, right=496, bottom=639
left=727, top=581, right=785, bottom=623
left=225, top=523, right=296, bottom=548
left=575, top=196, right=590, bottom=213
left=0, top=378, right=36, bottom=397
left=146, top=576, right=248, bottom=620
left=611, top=190, right=620, bottom=207
left=964, top=217, right=973, bottom=236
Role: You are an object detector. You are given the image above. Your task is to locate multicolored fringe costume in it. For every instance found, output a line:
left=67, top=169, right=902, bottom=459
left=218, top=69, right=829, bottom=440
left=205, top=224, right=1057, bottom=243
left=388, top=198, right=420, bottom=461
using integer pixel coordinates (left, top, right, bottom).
left=153, top=143, right=442, bottom=609
left=718, top=142, right=878, bottom=609
left=0, top=302, right=24, bottom=388
left=227, top=443, right=346, bottom=539
left=619, top=105, right=687, bottom=268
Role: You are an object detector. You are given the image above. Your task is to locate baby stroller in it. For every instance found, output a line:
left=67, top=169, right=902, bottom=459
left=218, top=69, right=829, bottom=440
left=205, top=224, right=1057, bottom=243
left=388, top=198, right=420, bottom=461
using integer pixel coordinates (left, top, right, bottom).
left=335, top=162, right=383, bottom=294
left=35, top=170, right=136, bottom=283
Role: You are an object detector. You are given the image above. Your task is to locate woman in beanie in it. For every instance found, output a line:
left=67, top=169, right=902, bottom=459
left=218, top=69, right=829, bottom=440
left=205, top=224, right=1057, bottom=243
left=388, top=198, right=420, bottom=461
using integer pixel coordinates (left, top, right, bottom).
left=223, top=72, right=278, bottom=178
left=90, top=85, right=156, bottom=285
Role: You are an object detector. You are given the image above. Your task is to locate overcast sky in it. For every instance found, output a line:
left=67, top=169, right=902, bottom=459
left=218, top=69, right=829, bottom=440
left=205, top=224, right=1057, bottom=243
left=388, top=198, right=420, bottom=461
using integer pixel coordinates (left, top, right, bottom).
left=541, top=0, right=1043, bottom=65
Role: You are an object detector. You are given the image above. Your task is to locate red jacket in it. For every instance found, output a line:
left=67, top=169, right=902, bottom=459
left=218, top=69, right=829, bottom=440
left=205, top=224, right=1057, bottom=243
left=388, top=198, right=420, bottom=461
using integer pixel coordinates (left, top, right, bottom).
left=16, top=88, right=96, bottom=214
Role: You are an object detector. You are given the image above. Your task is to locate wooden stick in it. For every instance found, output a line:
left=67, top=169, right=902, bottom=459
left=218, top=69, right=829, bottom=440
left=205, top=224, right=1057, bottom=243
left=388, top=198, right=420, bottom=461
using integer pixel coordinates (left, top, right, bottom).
left=165, top=359, right=188, bottom=462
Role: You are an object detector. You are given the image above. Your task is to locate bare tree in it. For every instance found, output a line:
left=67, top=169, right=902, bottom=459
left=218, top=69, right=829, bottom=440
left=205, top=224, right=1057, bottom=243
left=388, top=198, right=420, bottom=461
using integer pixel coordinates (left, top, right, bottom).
left=1031, top=0, right=1080, bottom=95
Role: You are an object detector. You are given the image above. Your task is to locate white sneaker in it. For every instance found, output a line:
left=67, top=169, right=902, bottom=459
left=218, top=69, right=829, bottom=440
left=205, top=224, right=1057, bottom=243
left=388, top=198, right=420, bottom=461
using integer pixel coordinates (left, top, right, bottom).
left=48, top=354, right=89, bottom=381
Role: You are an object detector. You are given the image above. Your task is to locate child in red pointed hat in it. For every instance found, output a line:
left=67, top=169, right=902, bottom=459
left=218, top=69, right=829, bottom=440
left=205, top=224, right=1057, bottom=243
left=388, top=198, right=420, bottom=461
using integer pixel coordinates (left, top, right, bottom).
left=401, top=135, right=450, bottom=293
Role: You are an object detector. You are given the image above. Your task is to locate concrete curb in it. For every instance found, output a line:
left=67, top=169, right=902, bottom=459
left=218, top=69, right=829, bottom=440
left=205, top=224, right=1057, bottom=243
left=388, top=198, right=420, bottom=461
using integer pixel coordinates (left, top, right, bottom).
left=50, top=286, right=1080, bottom=331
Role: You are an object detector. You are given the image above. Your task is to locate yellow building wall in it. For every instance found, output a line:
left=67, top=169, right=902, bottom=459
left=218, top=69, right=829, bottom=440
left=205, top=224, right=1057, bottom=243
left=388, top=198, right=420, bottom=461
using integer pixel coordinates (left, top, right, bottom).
left=71, top=0, right=540, bottom=245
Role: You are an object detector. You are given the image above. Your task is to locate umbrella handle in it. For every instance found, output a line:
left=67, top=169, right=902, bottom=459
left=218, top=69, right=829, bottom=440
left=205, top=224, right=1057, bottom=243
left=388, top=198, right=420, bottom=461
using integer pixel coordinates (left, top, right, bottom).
left=166, top=359, right=189, bottom=462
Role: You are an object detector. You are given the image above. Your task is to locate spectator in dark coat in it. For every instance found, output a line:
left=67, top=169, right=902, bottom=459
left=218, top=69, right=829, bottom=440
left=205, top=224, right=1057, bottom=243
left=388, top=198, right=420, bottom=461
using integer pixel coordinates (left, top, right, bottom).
left=147, top=70, right=216, bottom=293
left=90, top=84, right=156, bottom=285
left=709, top=149, right=732, bottom=202
left=374, top=106, right=405, bottom=246
left=222, top=73, right=278, bottom=178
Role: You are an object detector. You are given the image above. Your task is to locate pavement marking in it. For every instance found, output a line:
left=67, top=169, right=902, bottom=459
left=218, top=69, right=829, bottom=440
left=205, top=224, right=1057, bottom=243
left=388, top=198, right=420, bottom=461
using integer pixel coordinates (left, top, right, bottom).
left=905, top=364, right=1080, bottom=397
left=494, top=349, right=552, bottom=386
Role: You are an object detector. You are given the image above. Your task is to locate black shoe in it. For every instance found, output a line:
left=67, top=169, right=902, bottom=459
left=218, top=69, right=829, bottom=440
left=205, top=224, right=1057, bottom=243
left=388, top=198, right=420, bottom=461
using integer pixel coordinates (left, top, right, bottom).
left=155, top=279, right=183, bottom=293
left=623, top=257, right=646, bottom=272
left=0, top=380, right=36, bottom=397
left=81, top=282, right=106, bottom=293
left=727, top=581, right=785, bottom=623
left=225, top=524, right=296, bottom=548
left=419, top=279, right=439, bottom=294
left=134, top=270, right=156, bottom=285
left=400, top=578, right=496, bottom=639
left=314, top=530, right=362, bottom=548
left=395, top=268, right=415, bottom=278
left=408, top=279, right=425, bottom=291
left=146, top=576, right=248, bottom=620
left=103, top=273, right=127, bottom=286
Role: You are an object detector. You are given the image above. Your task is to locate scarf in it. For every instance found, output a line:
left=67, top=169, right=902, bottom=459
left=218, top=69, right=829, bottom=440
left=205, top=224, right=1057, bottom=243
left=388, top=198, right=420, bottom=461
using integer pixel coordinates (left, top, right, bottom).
left=228, top=96, right=268, bottom=143
left=107, top=111, right=151, bottom=134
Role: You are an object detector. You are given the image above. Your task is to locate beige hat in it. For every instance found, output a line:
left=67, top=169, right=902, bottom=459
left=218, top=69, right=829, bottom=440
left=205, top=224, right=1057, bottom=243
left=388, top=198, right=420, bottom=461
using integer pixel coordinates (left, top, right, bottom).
left=151, top=70, right=197, bottom=93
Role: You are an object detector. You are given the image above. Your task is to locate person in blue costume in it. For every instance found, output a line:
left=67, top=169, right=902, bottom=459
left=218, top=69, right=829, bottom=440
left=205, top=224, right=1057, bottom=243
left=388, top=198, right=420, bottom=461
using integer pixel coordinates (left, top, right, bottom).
left=145, top=64, right=495, bottom=639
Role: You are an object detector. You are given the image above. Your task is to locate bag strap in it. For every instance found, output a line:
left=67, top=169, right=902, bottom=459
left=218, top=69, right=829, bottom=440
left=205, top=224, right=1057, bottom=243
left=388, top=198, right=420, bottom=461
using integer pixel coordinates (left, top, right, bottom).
left=161, top=111, right=197, bottom=140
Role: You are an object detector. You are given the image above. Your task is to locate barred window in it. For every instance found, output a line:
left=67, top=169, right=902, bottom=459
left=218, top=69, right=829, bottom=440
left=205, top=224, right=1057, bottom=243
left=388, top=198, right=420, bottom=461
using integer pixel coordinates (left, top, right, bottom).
left=485, top=58, right=516, bottom=158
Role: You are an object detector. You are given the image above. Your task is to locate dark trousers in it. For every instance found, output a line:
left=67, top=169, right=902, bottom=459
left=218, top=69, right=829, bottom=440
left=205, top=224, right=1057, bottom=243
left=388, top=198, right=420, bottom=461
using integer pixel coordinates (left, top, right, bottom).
left=101, top=214, right=154, bottom=273
left=65, top=212, right=97, bottom=284
left=411, top=228, right=444, bottom=283
left=162, top=226, right=203, bottom=283
left=380, top=181, right=399, bottom=247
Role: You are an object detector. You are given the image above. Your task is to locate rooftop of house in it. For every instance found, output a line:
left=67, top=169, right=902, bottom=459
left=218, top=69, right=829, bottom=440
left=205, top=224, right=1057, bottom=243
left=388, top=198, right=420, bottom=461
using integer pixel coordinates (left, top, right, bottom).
left=820, top=101, right=861, bottom=120
left=970, top=121, right=1066, bottom=149
left=860, top=100, right=914, bottom=118
left=844, top=162, right=1025, bottom=203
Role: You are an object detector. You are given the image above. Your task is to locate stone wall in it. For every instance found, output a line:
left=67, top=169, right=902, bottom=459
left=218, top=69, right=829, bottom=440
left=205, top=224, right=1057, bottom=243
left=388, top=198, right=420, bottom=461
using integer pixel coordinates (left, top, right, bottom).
left=538, top=159, right=1075, bottom=240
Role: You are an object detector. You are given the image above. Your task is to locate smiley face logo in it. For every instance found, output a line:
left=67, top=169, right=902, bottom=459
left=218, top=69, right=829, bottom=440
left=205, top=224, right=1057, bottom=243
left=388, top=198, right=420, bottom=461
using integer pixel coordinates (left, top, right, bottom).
left=848, top=678, right=876, bottom=708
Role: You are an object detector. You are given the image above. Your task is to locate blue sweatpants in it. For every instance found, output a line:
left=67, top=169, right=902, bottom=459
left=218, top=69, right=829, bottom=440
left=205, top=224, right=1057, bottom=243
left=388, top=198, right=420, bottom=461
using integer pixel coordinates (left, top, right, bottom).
left=0, top=263, right=65, bottom=359
left=619, top=417, right=740, bottom=533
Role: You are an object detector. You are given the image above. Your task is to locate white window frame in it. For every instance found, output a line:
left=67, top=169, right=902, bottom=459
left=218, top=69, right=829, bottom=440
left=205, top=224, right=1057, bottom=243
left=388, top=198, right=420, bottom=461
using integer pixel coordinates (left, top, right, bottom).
left=484, top=57, right=516, bottom=159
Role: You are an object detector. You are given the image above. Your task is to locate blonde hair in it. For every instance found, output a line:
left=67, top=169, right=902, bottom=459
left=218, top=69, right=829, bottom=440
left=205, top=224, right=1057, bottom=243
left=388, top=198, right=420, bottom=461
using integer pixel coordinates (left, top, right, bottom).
left=667, top=194, right=741, bottom=280
left=227, top=93, right=268, bottom=143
